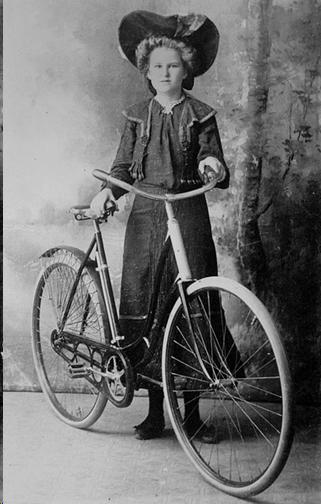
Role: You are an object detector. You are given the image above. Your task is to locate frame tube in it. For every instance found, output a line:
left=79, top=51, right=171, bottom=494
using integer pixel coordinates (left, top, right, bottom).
left=93, top=220, right=122, bottom=345
left=165, top=201, right=192, bottom=281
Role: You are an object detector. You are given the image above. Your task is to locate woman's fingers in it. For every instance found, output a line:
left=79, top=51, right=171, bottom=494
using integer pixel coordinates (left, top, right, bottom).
left=204, top=164, right=225, bottom=183
left=90, top=188, right=114, bottom=217
left=198, top=157, right=226, bottom=184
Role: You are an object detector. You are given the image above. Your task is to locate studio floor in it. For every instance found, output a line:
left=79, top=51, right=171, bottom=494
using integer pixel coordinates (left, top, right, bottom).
left=3, top=392, right=321, bottom=504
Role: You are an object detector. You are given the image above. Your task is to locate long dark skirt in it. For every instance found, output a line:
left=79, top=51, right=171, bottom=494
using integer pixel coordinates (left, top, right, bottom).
left=120, top=192, right=218, bottom=316
left=118, top=192, right=222, bottom=380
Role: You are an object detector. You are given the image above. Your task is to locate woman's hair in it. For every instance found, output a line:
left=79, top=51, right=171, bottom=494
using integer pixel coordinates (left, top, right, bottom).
left=135, top=36, right=200, bottom=77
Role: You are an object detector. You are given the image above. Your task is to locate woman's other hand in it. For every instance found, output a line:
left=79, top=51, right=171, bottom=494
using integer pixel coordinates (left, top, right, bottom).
left=198, top=156, right=226, bottom=184
left=90, top=188, right=115, bottom=218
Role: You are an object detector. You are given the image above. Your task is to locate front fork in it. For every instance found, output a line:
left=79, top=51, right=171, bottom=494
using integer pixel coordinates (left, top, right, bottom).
left=177, top=280, right=218, bottom=385
left=165, top=200, right=217, bottom=385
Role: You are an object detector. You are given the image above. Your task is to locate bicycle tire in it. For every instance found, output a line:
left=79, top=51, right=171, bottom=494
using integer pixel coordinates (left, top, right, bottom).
left=162, top=277, right=293, bottom=497
left=32, top=248, right=109, bottom=428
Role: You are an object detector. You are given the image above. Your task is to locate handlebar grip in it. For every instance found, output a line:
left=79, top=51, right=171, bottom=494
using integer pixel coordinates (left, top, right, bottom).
left=92, top=169, right=216, bottom=201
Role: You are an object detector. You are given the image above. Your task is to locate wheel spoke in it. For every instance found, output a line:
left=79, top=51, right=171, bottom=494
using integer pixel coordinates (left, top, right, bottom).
left=163, top=280, right=292, bottom=497
left=32, top=251, right=108, bottom=427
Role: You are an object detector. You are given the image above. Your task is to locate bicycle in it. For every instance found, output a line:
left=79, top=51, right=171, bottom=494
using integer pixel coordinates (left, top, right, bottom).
left=31, top=169, right=293, bottom=498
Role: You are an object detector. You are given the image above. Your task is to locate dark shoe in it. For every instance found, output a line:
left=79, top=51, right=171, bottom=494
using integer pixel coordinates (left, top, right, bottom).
left=185, top=421, right=217, bottom=444
left=198, top=424, right=217, bottom=444
left=134, top=417, right=165, bottom=440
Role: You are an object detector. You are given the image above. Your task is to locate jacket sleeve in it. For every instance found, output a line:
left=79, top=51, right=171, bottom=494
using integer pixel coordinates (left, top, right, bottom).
left=197, top=115, right=230, bottom=189
left=104, top=118, right=137, bottom=199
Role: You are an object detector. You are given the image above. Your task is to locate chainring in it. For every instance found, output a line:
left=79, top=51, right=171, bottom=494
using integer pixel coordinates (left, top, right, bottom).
left=104, top=349, right=135, bottom=408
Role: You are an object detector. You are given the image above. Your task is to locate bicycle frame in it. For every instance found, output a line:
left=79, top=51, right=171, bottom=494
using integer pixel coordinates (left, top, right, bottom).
left=60, top=199, right=194, bottom=346
left=33, top=172, right=294, bottom=496
left=56, top=221, right=121, bottom=346
left=57, top=174, right=217, bottom=383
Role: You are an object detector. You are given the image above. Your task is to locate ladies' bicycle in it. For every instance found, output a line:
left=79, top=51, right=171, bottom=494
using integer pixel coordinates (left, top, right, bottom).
left=31, top=169, right=293, bottom=498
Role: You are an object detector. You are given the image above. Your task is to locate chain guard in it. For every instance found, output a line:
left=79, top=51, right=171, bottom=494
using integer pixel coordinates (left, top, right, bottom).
left=51, top=330, right=135, bottom=406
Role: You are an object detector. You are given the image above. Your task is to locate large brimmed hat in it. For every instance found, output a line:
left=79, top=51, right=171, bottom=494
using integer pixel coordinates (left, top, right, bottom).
left=118, top=10, right=219, bottom=90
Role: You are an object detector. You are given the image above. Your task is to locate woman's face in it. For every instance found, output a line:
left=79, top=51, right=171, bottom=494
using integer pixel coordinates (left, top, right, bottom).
left=147, top=47, right=187, bottom=96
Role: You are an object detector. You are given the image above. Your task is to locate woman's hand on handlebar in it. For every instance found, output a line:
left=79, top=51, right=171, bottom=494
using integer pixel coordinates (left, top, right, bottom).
left=90, top=187, right=115, bottom=218
left=198, top=157, right=226, bottom=185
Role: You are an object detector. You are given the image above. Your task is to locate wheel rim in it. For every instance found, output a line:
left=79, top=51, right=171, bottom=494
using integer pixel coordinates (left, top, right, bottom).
left=163, top=282, right=292, bottom=493
left=32, top=253, right=107, bottom=423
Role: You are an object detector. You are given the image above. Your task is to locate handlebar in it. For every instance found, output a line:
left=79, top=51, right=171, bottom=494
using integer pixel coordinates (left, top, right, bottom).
left=92, top=169, right=217, bottom=202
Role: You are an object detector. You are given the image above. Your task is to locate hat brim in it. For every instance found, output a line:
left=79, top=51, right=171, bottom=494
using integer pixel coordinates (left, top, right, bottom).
left=119, top=10, right=219, bottom=80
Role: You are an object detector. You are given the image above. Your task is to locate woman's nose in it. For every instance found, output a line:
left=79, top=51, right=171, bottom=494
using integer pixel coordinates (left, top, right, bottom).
left=164, top=66, right=170, bottom=76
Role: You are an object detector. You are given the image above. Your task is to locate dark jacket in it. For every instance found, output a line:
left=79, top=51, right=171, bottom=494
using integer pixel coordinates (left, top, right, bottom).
left=108, top=93, right=229, bottom=199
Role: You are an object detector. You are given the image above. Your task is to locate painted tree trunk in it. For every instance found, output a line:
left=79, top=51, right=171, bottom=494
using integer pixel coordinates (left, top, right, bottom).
left=237, top=0, right=273, bottom=296
left=238, top=0, right=321, bottom=403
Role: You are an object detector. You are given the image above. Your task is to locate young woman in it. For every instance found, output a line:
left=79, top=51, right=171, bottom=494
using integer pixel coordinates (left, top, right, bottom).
left=91, top=11, right=236, bottom=440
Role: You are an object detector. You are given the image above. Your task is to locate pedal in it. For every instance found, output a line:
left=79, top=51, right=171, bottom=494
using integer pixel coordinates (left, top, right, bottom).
left=111, top=335, right=125, bottom=344
left=174, top=376, right=188, bottom=390
left=68, top=363, right=89, bottom=378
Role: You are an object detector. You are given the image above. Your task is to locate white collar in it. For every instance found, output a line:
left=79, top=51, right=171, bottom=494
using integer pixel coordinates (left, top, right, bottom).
left=154, top=94, right=186, bottom=114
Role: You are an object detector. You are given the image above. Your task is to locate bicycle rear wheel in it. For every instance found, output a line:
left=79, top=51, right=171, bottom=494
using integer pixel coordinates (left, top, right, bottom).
left=162, top=277, right=293, bottom=497
left=32, top=248, right=109, bottom=428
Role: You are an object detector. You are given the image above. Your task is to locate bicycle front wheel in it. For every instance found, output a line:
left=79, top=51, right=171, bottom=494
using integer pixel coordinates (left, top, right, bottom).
left=32, top=248, right=109, bottom=428
left=162, top=277, right=293, bottom=497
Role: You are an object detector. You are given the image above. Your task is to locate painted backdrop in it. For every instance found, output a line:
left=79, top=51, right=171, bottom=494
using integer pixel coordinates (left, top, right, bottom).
left=4, top=0, right=321, bottom=403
